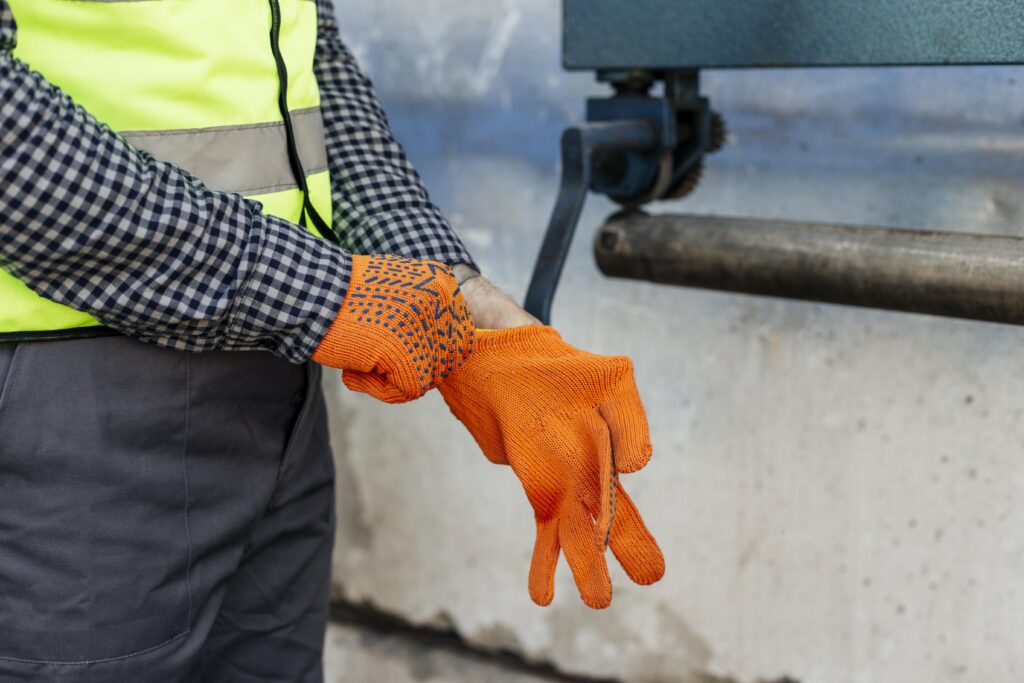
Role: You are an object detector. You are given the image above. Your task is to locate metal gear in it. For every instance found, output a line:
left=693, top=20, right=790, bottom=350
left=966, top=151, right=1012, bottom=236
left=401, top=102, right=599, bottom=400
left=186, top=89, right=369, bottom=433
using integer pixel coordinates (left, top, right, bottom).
left=664, top=159, right=704, bottom=199
left=660, top=111, right=724, bottom=200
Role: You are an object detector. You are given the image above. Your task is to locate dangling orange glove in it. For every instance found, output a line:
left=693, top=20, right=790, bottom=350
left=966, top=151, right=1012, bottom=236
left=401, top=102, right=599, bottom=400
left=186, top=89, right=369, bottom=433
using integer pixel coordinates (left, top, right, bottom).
left=313, top=254, right=474, bottom=403
left=439, top=325, right=664, bottom=608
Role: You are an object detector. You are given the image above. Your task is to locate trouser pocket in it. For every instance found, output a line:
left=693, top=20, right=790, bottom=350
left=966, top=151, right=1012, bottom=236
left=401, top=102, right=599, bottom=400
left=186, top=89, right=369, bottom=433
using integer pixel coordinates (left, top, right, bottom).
left=0, top=337, right=192, bottom=664
left=0, top=343, right=20, bottom=425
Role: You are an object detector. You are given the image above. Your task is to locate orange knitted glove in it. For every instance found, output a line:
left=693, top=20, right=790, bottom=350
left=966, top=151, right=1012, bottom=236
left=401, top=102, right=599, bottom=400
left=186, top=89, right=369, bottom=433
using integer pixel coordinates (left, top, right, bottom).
left=312, top=254, right=474, bottom=403
left=438, top=326, right=664, bottom=608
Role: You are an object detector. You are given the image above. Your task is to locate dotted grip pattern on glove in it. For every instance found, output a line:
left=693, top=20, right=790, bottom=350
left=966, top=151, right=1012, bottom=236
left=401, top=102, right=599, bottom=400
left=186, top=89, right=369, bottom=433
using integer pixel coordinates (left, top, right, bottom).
left=312, top=254, right=474, bottom=403
left=438, top=325, right=664, bottom=609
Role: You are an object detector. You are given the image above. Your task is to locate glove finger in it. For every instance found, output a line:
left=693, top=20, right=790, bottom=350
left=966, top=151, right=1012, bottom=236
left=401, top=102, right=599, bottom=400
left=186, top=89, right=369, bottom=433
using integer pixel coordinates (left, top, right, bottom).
left=598, top=371, right=652, bottom=473
left=342, top=369, right=418, bottom=404
left=528, top=517, right=560, bottom=606
left=607, top=482, right=665, bottom=586
left=560, top=502, right=612, bottom=609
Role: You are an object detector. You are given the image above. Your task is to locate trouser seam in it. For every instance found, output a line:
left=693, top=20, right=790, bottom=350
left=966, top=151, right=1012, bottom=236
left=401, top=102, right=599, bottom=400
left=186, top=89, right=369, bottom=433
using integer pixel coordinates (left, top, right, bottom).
left=0, top=631, right=190, bottom=667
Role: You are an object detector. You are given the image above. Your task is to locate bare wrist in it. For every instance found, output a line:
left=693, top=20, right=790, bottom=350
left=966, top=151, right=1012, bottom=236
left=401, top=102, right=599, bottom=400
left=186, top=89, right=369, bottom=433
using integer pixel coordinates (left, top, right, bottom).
left=452, top=264, right=481, bottom=286
left=458, top=274, right=540, bottom=329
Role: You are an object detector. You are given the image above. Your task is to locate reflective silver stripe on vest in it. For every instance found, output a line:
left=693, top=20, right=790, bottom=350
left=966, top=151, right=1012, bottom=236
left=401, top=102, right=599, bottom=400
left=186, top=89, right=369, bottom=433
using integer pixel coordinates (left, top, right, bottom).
left=121, top=107, right=328, bottom=196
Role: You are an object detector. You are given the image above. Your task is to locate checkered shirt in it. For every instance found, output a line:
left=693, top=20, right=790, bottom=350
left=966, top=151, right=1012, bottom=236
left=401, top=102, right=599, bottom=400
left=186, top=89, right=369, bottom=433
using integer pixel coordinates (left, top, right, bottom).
left=0, top=0, right=475, bottom=362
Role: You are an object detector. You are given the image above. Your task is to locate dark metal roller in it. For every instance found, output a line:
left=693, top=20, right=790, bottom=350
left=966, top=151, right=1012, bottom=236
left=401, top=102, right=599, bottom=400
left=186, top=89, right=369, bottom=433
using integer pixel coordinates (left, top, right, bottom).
left=594, top=211, right=1024, bottom=325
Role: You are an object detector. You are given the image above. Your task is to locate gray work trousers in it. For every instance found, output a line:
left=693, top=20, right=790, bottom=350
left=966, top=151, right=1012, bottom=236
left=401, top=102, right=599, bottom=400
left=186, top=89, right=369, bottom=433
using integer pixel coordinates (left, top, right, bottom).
left=0, top=336, right=336, bottom=682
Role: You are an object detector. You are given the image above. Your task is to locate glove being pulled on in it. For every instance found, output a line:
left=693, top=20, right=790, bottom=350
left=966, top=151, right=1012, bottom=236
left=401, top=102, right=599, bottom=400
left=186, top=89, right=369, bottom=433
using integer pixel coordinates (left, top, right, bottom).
left=313, top=254, right=474, bottom=403
left=439, top=325, right=664, bottom=608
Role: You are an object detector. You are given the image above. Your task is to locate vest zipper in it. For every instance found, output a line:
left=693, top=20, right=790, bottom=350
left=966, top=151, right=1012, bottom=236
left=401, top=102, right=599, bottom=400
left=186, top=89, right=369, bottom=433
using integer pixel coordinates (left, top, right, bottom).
left=267, top=0, right=340, bottom=245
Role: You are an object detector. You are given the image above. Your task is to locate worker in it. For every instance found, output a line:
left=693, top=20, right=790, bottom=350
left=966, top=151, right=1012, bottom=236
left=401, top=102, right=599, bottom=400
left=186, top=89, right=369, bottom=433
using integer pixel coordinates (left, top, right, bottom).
left=0, top=1, right=663, bottom=680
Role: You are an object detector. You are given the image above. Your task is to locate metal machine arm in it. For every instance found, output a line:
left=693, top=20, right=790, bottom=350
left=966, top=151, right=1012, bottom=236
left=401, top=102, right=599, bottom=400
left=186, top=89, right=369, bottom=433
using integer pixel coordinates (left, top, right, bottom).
left=523, top=74, right=718, bottom=323
left=523, top=121, right=657, bottom=323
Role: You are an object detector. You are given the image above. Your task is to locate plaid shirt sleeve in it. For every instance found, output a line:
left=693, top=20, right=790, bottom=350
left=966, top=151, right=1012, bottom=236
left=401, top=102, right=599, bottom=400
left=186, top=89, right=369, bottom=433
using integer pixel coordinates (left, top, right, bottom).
left=0, top=29, right=350, bottom=362
left=314, top=0, right=478, bottom=272
left=0, top=2, right=13, bottom=51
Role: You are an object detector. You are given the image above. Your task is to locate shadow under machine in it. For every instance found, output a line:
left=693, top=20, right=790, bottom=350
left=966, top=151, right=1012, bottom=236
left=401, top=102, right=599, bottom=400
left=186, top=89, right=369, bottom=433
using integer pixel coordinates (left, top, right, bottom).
left=524, top=0, right=1024, bottom=325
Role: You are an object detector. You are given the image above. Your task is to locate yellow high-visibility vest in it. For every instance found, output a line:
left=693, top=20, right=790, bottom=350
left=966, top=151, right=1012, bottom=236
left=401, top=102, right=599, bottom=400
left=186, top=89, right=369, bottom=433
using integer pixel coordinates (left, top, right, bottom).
left=2, top=0, right=334, bottom=339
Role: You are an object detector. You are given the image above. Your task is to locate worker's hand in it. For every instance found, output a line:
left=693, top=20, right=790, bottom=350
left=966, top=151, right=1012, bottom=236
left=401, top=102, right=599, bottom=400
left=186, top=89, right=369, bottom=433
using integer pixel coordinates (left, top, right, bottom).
left=313, top=254, right=474, bottom=403
left=439, top=325, right=664, bottom=608
left=452, top=265, right=540, bottom=329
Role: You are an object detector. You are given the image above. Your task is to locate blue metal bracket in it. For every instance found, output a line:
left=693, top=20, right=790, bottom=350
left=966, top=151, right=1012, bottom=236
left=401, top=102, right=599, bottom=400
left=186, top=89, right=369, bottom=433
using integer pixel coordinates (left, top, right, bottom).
left=524, top=78, right=718, bottom=323
left=523, top=119, right=659, bottom=323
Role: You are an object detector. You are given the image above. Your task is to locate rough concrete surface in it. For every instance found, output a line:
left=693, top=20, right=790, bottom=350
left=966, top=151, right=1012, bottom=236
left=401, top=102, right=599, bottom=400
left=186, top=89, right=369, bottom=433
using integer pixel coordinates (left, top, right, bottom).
left=325, top=1, right=1024, bottom=681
